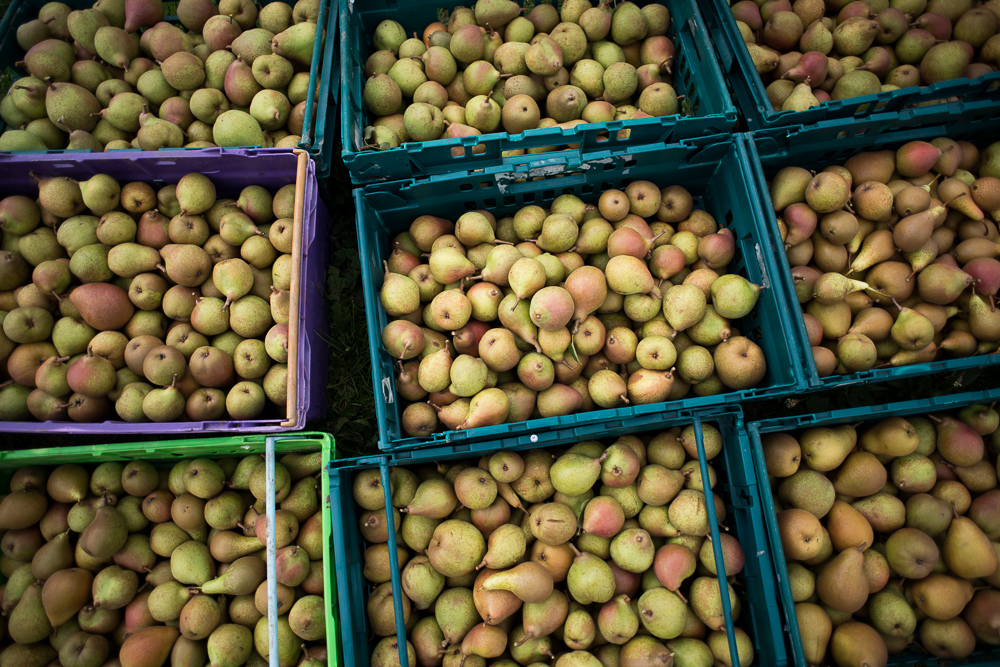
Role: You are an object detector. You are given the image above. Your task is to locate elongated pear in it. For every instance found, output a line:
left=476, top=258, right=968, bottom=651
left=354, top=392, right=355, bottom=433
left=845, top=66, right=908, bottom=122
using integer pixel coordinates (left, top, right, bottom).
left=480, top=561, right=554, bottom=603
left=564, top=266, right=607, bottom=331
left=119, top=625, right=180, bottom=667
left=8, top=581, right=51, bottom=644
left=849, top=229, right=894, bottom=274
left=80, top=502, right=127, bottom=560
left=795, top=602, right=832, bottom=666
left=812, top=272, right=871, bottom=305
left=519, top=589, right=569, bottom=645
left=816, top=545, right=868, bottom=614
left=200, top=555, right=266, bottom=595
left=499, top=293, right=542, bottom=353
left=944, top=515, right=999, bottom=579
left=41, top=568, right=93, bottom=627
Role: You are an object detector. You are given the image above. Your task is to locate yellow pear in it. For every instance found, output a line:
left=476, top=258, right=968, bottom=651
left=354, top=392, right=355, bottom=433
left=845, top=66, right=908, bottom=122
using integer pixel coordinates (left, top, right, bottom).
left=798, top=424, right=858, bottom=472
left=795, top=602, right=832, bottom=666
left=943, top=515, right=999, bottom=579
left=910, top=574, right=974, bottom=620
left=859, top=417, right=919, bottom=457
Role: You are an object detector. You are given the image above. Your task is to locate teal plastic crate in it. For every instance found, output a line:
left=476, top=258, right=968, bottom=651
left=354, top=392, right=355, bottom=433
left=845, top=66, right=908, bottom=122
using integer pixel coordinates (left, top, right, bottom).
left=743, top=110, right=1000, bottom=394
left=339, top=0, right=736, bottom=185
left=700, top=0, right=1000, bottom=132
left=0, top=432, right=339, bottom=667
left=0, top=0, right=337, bottom=179
left=332, top=406, right=789, bottom=667
left=329, top=454, right=392, bottom=667
left=356, top=133, right=809, bottom=452
left=745, top=389, right=1000, bottom=667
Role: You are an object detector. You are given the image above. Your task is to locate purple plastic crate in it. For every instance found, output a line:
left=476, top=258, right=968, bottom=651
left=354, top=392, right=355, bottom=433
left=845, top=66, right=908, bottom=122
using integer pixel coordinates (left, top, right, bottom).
left=0, top=149, right=329, bottom=433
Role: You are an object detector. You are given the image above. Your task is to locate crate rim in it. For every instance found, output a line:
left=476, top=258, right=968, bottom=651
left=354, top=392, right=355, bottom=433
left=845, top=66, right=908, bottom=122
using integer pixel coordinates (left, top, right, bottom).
left=745, top=387, right=1000, bottom=667
left=0, top=148, right=329, bottom=433
left=0, top=0, right=336, bottom=173
left=700, top=0, right=1000, bottom=131
left=331, top=407, right=791, bottom=667
left=0, top=431, right=338, bottom=667
left=338, top=0, right=737, bottom=185
left=355, top=133, right=810, bottom=452
left=742, top=115, right=1000, bottom=394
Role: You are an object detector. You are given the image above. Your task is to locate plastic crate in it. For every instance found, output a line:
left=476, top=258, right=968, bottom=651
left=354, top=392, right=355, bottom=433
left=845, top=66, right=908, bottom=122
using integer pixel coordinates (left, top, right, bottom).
left=357, top=133, right=809, bottom=451
left=0, top=431, right=339, bottom=667
left=0, top=0, right=337, bottom=179
left=329, top=454, right=391, bottom=667
left=331, top=406, right=789, bottom=667
left=0, top=148, right=329, bottom=433
left=744, top=389, right=1000, bottom=667
left=700, top=0, right=1000, bottom=132
left=338, top=0, right=736, bottom=185
left=743, top=111, right=1000, bottom=394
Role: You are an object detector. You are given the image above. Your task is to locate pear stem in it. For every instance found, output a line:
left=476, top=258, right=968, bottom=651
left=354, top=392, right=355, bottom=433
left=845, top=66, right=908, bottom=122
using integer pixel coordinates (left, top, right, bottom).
left=942, top=192, right=967, bottom=207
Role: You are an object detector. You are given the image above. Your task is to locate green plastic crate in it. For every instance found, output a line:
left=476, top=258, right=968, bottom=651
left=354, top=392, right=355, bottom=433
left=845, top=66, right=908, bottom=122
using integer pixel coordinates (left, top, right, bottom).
left=0, top=432, right=339, bottom=667
left=745, top=389, right=1000, bottom=667
left=329, top=454, right=389, bottom=667
left=331, top=406, right=790, bottom=667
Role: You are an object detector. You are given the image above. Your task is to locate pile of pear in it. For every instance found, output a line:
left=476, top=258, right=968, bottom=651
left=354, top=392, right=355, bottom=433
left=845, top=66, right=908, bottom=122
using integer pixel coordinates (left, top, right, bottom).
left=0, top=0, right=322, bottom=152
left=730, top=0, right=1000, bottom=113
left=380, top=181, right=767, bottom=438
left=0, top=170, right=296, bottom=424
left=356, top=427, right=756, bottom=667
left=361, top=0, right=682, bottom=152
left=769, top=136, right=1000, bottom=375
left=763, top=403, right=1000, bottom=666
left=0, top=452, right=327, bottom=667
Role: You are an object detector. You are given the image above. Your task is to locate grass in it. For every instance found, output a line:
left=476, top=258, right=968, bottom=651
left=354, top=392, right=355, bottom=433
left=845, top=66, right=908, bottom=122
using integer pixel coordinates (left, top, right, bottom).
left=315, top=147, right=379, bottom=456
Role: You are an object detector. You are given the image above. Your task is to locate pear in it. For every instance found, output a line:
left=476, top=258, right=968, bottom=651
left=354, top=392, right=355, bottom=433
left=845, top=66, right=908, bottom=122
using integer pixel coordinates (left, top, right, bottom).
left=550, top=451, right=606, bottom=496
left=860, top=417, right=919, bottom=457
left=8, top=581, right=52, bottom=643
left=911, top=573, right=974, bottom=621
left=776, top=508, right=824, bottom=561
left=79, top=501, right=127, bottom=560
left=830, top=621, right=887, bottom=667
left=943, top=514, right=999, bottom=579
left=886, top=527, right=939, bottom=579
left=934, top=414, right=986, bottom=467
left=890, top=299, right=934, bottom=351
left=795, top=602, right=833, bottom=666
left=816, top=545, right=868, bottom=614
left=40, top=568, right=93, bottom=627
left=480, top=561, right=554, bottom=603
left=566, top=544, right=615, bottom=605
left=711, top=275, right=761, bottom=319
left=797, top=424, right=856, bottom=471
left=662, top=284, right=705, bottom=332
